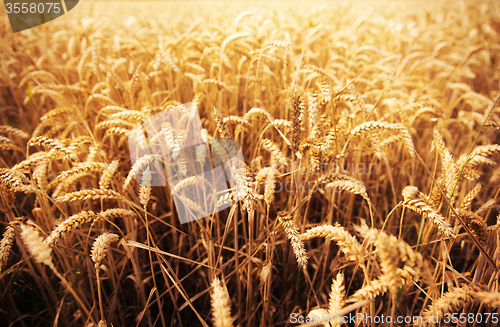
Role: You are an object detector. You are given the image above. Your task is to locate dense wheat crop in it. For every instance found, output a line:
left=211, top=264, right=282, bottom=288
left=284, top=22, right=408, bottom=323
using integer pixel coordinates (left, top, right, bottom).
left=1, top=0, right=500, bottom=326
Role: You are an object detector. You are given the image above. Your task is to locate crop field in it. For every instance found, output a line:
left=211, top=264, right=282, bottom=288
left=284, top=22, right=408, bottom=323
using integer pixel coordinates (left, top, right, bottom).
left=1, top=0, right=500, bottom=326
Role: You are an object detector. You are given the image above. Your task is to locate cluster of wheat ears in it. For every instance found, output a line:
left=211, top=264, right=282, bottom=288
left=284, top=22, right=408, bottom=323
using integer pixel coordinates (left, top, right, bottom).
left=1, top=1, right=500, bottom=326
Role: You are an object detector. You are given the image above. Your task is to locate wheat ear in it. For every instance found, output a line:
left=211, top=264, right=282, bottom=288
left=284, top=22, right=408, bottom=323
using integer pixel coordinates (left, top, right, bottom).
left=21, top=224, right=94, bottom=323
left=291, top=87, right=302, bottom=156
left=326, top=180, right=371, bottom=203
left=91, top=233, right=120, bottom=322
left=0, top=135, right=23, bottom=152
left=123, top=154, right=162, bottom=191
left=99, top=160, right=120, bottom=190
left=139, top=166, right=152, bottom=211
left=307, top=309, right=330, bottom=327
left=211, top=277, right=234, bottom=327
left=91, top=233, right=120, bottom=270
left=261, top=139, right=288, bottom=165
left=0, top=220, right=20, bottom=273
left=355, top=224, right=403, bottom=298
left=420, top=285, right=481, bottom=326
left=20, top=224, right=53, bottom=267
left=401, top=186, right=454, bottom=238
left=301, top=223, right=364, bottom=264
left=329, top=272, right=346, bottom=327
left=433, top=129, right=458, bottom=199
left=277, top=211, right=308, bottom=269
left=28, top=136, right=77, bottom=160
left=54, top=189, right=125, bottom=203
left=44, top=211, right=98, bottom=245
left=214, top=107, right=231, bottom=139
left=264, top=166, right=277, bottom=208
left=460, top=184, right=481, bottom=211
left=476, top=291, right=500, bottom=307
left=456, top=209, right=489, bottom=244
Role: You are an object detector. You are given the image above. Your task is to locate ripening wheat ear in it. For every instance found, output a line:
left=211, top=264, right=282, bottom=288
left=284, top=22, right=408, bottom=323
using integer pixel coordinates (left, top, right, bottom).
left=0, top=220, right=20, bottom=273
left=291, top=87, right=302, bottom=156
left=139, top=166, right=152, bottom=211
left=355, top=223, right=405, bottom=300
left=44, top=210, right=99, bottom=245
left=300, top=223, right=365, bottom=264
left=27, top=136, right=77, bottom=160
left=354, top=220, right=435, bottom=298
left=456, top=209, right=489, bottom=244
left=348, top=274, right=391, bottom=302
left=211, top=277, right=234, bottom=327
left=99, top=160, right=120, bottom=190
left=264, top=166, right=277, bottom=209
left=21, top=223, right=94, bottom=322
left=329, top=271, right=346, bottom=327
left=0, top=125, right=30, bottom=139
left=20, top=224, right=53, bottom=267
left=0, top=168, right=36, bottom=193
left=261, top=139, right=288, bottom=165
left=54, top=189, right=125, bottom=203
left=0, top=135, right=23, bottom=152
left=433, top=129, right=458, bottom=198
left=401, top=185, right=454, bottom=238
left=214, top=107, right=231, bottom=140
left=49, top=162, right=108, bottom=189
left=350, top=121, right=401, bottom=137
left=277, top=211, right=308, bottom=269
left=420, top=285, right=481, bottom=326
left=307, top=309, right=330, bottom=327
left=460, top=183, right=481, bottom=211
left=307, top=90, right=318, bottom=135
left=91, top=233, right=120, bottom=322
left=476, top=291, right=500, bottom=307
left=123, top=154, right=162, bottom=191
left=456, top=144, right=500, bottom=169
left=326, top=180, right=371, bottom=203
left=91, top=233, right=120, bottom=270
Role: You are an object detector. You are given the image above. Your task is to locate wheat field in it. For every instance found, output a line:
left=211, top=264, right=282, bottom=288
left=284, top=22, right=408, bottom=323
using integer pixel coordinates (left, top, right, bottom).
left=1, top=0, right=500, bottom=326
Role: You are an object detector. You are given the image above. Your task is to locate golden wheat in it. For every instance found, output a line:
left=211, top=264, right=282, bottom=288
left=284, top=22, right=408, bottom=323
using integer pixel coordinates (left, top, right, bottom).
left=2, top=1, right=500, bottom=325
